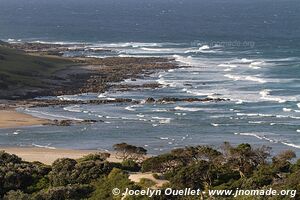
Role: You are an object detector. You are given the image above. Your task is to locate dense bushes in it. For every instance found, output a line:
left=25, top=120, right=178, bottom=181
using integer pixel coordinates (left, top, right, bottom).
left=1, top=143, right=300, bottom=199
left=89, top=168, right=137, bottom=200
left=48, top=157, right=115, bottom=186
left=121, top=159, right=141, bottom=172
left=0, top=151, right=51, bottom=197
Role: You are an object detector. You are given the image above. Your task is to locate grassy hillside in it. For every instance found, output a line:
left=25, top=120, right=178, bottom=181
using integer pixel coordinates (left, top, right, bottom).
left=0, top=43, right=73, bottom=88
left=0, top=42, right=75, bottom=98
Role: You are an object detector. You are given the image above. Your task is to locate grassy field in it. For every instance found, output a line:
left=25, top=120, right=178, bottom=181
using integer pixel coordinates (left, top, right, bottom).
left=0, top=42, right=75, bottom=95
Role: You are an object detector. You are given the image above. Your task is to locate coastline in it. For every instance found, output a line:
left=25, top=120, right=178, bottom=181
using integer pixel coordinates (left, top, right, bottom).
left=0, top=42, right=181, bottom=129
left=0, top=147, right=121, bottom=164
left=0, top=109, right=49, bottom=129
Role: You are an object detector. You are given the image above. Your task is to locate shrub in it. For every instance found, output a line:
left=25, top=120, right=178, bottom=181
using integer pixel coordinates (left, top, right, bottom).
left=139, top=178, right=156, bottom=188
left=33, top=184, right=93, bottom=200
left=49, top=158, right=116, bottom=186
left=89, top=168, right=138, bottom=200
left=152, top=173, right=161, bottom=180
left=0, top=152, right=50, bottom=197
left=3, top=190, right=30, bottom=200
left=121, top=159, right=140, bottom=172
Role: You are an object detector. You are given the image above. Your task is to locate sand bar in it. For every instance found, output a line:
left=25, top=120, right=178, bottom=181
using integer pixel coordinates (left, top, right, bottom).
left=0, top=109, right=49, bottom=129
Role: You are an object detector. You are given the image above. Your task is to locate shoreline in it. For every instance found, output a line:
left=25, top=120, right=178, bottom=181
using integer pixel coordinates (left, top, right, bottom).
left=0, top=147, right=122, bottom=164
left=0, top=109, right=50, bottom=129
left=0, top=41, right=181, bottom=129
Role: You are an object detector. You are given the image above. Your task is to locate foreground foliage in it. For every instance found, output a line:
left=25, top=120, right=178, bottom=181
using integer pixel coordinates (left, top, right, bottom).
left=1, top=142, right=299, bottom=200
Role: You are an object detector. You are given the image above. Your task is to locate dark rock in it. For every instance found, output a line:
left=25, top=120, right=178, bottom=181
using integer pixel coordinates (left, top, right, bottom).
left=145, top=97, right=155, bottom=103
left=53, top=120, right=72, bottom=126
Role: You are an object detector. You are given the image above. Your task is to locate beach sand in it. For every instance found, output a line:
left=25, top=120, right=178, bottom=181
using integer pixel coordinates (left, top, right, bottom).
left=129, top=172, right=169, bottom=188
left=0, top=147, right=121, bottom=165
left=0, top=109, right=49, bottom=129
left=1, top=147, right=168, bottom=186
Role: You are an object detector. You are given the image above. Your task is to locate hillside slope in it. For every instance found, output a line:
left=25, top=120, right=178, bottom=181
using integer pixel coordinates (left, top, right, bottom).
left=0, top=42, right=75, bottom=99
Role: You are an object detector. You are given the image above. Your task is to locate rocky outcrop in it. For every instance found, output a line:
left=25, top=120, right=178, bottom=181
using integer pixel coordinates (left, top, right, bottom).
left=47, top=119, right=103, bottom=126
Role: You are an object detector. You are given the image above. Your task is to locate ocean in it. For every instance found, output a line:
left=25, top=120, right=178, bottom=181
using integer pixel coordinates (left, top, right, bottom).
left=0, top=0, right=300, bottom=154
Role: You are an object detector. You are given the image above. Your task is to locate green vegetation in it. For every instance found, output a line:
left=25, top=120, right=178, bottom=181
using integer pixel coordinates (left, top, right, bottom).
left=0, top=42, right=74, bottom=98
left=1, top=142, right=299, bottom=200
left=113, top=143, right=147, bottom=163
left=138, top=178, right=156, bottom=188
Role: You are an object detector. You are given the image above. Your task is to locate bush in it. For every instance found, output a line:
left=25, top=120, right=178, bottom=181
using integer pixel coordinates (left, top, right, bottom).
left=152, top=173, right=161, bottom=180
left=139, top=178, right=156, bottom=188
left=77, top=153, right=110, bottom=163
left=89, top=168, right=138, bottom=200
left=121, top=159, right=140, bottom=172
left=3, top=190, right=30, bottom=200
left=33, top=184, right=93, bottom=200
left=49, top=158, right=116, bottom=186
left=0, top=152, right=50, bottom=197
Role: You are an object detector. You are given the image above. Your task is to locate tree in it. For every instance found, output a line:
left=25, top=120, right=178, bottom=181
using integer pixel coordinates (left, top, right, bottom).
left=3, top=190, right=30, bottom=200
left=272, top=150, right=296, bottom=173
left=171, top=146, right=223, bottom=164
left=0, top=151, right=50, bottom=197
left=33, top=184, right=93, bottom=200
left=49, top=155, right=116, bottom=186
left=222, top=143, right=270, bottom=178
left=113, top=143, right=147, bottom=162
left=89, top=168, right=138, bottom=200
left=142, top=153, right=182, bottom=173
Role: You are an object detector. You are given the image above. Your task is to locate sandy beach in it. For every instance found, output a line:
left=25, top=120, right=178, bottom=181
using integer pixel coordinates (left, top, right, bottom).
left=0, top=147, right=121, bottom=164
left=0, top=109, right=49, bottom=129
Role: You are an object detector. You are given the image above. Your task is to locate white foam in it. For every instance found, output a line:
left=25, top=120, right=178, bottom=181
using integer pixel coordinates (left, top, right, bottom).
left=13, top=130, right=21, bottom=135
left=259, top=89, right=287, bottom=103
left=125, top=105, right=141, bottom=111
left=224, top=74, right=267, bottom=83
left=152, top=116, right=172, bottom=124
left=235, top=100, right=244, bottom=104
left=236, top=113, right=258, bottom=117
left=32, top=143, right=56, bottom=149
left=185, top=89, right=216, bottom=97
left=105, top=116, right=119, bottom=119
left=172, top=55, right=196, bottom=66
left=237, top=132, right=279, bottom=143
left=283, top=108, right=292, bottom=112
left=63, top=105, right=82, bottom=113
left=152, top=109, right=168, bottom=112
left=234, top=58, right=254, bottom=63
left=98, top=93, right=107, bottom=98
left=237, top=132, right=263, bottom=140
left=160, top=137, right=169, bottom=140
left=97, top=42, right=163, bottom=48
left=281, top=142, right=300, bottom=149
left=24, top=109, right=83, bottom=121
left=174, top=106, right=203, bottom=112
left=236, top=113, right=273, bottom=117
left=174, top=112, right=187, bottom=116
left=248, top=121, right=263, bottom=124
left=218, top=64, right=237, bottom=68
left=249, top=61, right=265, bottom=69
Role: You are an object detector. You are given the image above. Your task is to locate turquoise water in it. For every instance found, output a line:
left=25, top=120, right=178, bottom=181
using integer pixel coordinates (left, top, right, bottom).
left=0, top=0, right=300, bottom=154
